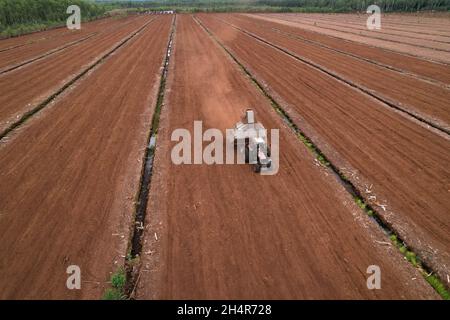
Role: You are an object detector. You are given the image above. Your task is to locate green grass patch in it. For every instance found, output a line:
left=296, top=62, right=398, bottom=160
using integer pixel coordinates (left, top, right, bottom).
left=426, top=274, right=450, bottom=300
left=389, top=233, right=449, bottom=299
left=405, top=251, right=418, bottom=267
left=103, top=288, right=125, bottom=300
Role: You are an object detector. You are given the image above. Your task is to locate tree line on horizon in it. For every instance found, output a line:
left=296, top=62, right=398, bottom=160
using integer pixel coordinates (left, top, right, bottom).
left=0, top=0, right=449, bottom=37
left=100, top=0, right=450, bottom=12
left=257, top=0, right=450, bottom=11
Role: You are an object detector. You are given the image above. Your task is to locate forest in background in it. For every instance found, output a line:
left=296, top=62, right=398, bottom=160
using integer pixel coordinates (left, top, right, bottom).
left=101, top=0, right=450, bottom=13
left=1, top=0, right=449, bottom=38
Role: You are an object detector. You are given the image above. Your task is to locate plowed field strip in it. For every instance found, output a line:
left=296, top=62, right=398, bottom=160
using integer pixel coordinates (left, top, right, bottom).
left=125, top=16, right=176, bottom=299
left=295, top=15, right=450, bottom=38
left=265, top=24, right=450, bottom=89
left=0, top=32, right=97, bottom=74
left=135, top=15, right=437, bottom=300
left=218, top=14, right=450, bottom=133
left=252, top=14, right=450, bottom=63
left=0, top=30, right=98, bottom=71
left=296, top=13, right=450, bottom=28
left=197, top=14, right=450, bottom=286
left=265, top=15, right=450, bottom=52
left=0, top=16, right=116, bottom=52
left=0, top=15, right=172, bottom=299
left=0, top=15, right=154, bottom=140
left=0, top=16, right=138, bottom=72
left=246, top=14, right=450, bottom=85
left=286, top=13, right=450, bottom=35
left=286, top=15, right=450, bottom=44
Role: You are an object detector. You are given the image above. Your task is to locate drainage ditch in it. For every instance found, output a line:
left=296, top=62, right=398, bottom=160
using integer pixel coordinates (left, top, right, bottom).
left=124, top=15, right=176, bottom=299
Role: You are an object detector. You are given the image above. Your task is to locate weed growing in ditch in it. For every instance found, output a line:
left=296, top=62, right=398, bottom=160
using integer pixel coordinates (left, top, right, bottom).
left=426, top=274, right=450, bottom=300
left=389, top=234, right=449, bottom=300
left=102, top=267, right=126, bottom=300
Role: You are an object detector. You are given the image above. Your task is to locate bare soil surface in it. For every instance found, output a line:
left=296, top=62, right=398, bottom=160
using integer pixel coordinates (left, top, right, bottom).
left=242, top=14, right=450, bottom=85
left=0, top=15, right=172, bottom=299
left=268, top=14, right=450, bottom=50
left=0, top=15, right=151, bottom=137
left=218, top=14, right=450, bottom=131
left=252, top=14, right=450, bottom=63
left=0, top=16, right=134, bottom=73
left=136, top=15, right=438, bottom=300
left=198, top=14, right=450, bottom=287
left=0, top=17, right=116, bottom=51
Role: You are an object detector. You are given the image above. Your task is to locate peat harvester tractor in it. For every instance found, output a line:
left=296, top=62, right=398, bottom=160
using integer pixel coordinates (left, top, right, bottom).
left=232, top=109, right=272, bottom=173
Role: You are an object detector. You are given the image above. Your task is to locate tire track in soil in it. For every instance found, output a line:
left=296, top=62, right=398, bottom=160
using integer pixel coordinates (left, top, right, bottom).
left=258, top=14, right=450, bottom=52
left=0, top=16, right=137, bottom=72
left=285, top=15, right=450, bottom=44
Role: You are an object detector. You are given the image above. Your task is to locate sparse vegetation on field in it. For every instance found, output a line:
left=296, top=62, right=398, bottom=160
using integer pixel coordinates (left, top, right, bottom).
left=102, top=267, right=126, bottom=300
